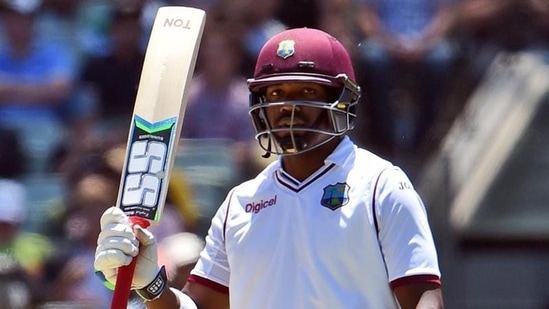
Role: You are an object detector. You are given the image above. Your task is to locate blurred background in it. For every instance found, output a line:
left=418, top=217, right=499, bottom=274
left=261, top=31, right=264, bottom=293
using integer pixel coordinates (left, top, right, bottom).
left=0, top=0, right=548, bottom=308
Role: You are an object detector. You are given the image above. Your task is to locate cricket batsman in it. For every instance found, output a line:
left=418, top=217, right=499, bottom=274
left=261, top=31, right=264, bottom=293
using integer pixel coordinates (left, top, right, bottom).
left=95, top=27, right=444, bottom=309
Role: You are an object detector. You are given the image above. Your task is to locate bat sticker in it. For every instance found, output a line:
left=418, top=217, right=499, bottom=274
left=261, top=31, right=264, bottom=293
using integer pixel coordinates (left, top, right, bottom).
left=120, top=115, right=177, bottom=221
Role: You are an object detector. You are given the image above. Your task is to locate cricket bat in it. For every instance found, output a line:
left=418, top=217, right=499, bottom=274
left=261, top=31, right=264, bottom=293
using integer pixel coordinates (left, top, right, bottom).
left=111, top=6, right=205, bottom=309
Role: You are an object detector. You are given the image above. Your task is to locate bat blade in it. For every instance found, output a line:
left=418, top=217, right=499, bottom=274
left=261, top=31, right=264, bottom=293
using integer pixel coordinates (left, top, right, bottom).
left=111, top=6, right=205, bottom=308
left=118, top=6, right=205, bottom=222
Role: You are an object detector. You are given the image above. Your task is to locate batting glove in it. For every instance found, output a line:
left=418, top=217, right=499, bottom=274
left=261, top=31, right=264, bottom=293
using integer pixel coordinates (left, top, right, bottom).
left=94, top=206, right=160, bottom=290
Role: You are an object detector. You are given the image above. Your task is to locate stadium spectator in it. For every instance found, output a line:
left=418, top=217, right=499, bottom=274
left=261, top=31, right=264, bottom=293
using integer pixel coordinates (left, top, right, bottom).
left=458, top=0, right=549, bottom=80
left=37, top=0, right=108, bottom=173
left=356, top=0, right=458, bottom=173
left=318, top=0, right=361, bottom=60
left=0, top=0, right=78, bottom=174
left=181, top=22, right=259, bottom=178
left=37, top=0, right=87, bottom=69
left=182, top=24, right=252, bottom=141
left=78, top=3, right=145, bottom=142
left=210, top=0, right=287, bottom=76
left=0, top=179, right=52, bottom=284
left=42, top=152, right=118, bottom=306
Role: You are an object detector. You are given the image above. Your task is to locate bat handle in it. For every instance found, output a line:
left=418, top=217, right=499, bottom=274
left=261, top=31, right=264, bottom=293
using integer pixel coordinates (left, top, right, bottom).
left=111, top=216, right=150, bottom=309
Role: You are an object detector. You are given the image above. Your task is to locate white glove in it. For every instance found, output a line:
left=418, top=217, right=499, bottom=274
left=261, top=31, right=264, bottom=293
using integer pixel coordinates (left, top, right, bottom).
left=94, top=206, right=160, bottom=289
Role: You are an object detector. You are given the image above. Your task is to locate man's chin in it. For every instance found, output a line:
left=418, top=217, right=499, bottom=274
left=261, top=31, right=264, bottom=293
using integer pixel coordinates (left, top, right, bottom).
left=276, top=131, right=336, bottom=155
left=276, top=135, right=306, bottom=153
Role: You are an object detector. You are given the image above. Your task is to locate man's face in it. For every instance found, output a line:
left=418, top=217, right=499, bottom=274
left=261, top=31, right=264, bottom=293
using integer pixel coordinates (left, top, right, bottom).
left=262, top=82, right=332, bottom=153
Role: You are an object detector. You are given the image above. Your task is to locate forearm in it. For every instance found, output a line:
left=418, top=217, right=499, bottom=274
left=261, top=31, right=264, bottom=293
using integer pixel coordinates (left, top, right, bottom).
left=394, top=283, right=443, bottom=309
left=415, top=288, right=444, bottom=309
left=146, top=287, right=197, bottom=309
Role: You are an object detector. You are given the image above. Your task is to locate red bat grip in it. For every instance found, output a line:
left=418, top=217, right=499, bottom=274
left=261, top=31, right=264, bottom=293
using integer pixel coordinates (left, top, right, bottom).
left=111, top=216, right=150, bottom=309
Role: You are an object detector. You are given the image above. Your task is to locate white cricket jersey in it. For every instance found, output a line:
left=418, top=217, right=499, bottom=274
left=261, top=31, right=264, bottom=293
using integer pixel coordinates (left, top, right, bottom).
left=190, top=136, right=441, bottom=308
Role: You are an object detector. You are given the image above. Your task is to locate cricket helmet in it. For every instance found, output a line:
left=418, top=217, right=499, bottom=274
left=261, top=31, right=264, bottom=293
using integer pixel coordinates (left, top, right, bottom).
left=247, top=27, right=361, bottom=156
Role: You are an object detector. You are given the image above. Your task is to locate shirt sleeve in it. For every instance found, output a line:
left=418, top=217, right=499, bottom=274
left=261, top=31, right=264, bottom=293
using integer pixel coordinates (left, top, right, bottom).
left=189, top=190, right=232, bottom=288
left=374, top=166, right=441, bottom=283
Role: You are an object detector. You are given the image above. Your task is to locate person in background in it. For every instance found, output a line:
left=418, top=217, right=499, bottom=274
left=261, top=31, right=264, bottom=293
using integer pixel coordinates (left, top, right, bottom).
left=94, top=27, right=443, bottom=309
left=78, top=3, right=145, bottom=142
left=0, top=0, right=77, bottom=174
left=181, top=22, right=253, bottom=143
left=37, top=0, right=87, bottom=69
left=458, top=0, right=549, bottom=80
left=42, top=153, right=119, bottom=307
left=356, top=0, right=458, bottom=174
left=0, top=178, right=52, bottom=306
left=209, top=0, right=286, bottom=77
left=239, top=0, right=286, bottom=76
left=181, top=21, right=259, bottom=180
left=317, top=0, right=361, bottom=59
left=36, top=0, right=107, bottom=174
left=0, top=127, right=44, bottom=285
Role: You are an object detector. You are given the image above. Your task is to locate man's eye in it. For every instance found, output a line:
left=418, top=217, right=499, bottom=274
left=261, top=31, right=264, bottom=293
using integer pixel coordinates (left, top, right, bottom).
left=269, top=89, right=280, bottom=97
left=303, top=88, right=315, bottom=94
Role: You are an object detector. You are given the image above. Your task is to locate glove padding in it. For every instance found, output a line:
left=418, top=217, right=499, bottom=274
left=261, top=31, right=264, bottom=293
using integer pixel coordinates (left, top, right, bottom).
left=94, top=206, right=159, bottom=289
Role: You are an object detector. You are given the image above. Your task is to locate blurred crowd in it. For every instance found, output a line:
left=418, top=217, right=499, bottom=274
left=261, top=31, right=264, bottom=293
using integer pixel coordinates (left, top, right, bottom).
left=0, top=0, right=548, bottom=307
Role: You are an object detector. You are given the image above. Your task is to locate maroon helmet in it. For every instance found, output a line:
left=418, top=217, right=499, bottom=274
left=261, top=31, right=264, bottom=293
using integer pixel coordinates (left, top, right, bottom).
left=247, top=28, right=361, bottom=156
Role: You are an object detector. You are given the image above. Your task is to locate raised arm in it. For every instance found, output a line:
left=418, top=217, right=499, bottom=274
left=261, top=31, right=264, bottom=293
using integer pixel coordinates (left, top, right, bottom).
left=94, top=207, right=230, bottom=309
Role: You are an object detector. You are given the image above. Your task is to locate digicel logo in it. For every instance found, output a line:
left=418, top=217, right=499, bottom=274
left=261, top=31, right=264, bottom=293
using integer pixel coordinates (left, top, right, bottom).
left=245, top=195, right=277, bottom=214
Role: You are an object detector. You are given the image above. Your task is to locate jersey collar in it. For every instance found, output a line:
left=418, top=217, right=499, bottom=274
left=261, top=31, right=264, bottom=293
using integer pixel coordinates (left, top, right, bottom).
left=273, top=136, right=354, bottom=192
left=324, top=136, right=354, bottom=167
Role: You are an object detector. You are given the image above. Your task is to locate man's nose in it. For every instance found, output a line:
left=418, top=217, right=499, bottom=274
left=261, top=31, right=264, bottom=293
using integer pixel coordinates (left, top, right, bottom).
left=279, top=104, right=300, bottom=114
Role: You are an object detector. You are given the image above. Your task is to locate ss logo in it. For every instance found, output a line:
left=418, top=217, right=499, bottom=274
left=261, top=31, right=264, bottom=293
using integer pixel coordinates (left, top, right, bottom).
left=121, top=140, right=167, bottom=207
